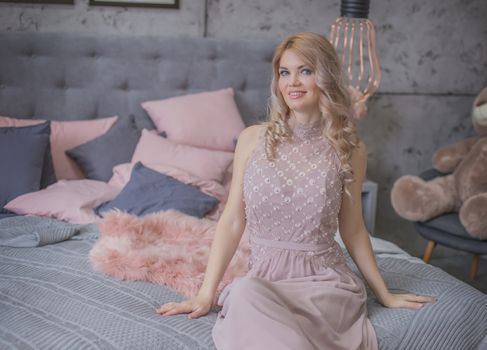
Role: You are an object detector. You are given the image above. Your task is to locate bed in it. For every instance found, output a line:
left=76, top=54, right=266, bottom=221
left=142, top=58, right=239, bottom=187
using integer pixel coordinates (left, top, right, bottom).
left=0, top=32, right=486, bottom=350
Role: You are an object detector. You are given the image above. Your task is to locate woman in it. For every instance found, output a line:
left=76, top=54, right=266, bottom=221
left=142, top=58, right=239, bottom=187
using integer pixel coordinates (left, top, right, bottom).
left=157, top=32, right=435, bottom=349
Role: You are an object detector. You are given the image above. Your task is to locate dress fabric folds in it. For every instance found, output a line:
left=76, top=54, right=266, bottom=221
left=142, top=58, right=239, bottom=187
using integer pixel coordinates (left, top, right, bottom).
left=212, top=120, right=378, bottom=350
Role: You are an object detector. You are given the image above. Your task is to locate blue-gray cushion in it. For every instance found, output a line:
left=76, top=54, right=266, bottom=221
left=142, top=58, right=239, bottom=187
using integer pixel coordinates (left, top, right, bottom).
left=0, top=122, right=50, bottom=209
left=65, top=116, right=141, bottom=182
left=35, top=123, right=57, bottom=189
left=423, top=213, right=472, bottom=239
left=416, top=220, right=487, bottom=255
left=0, top=121, right=56, bottom=189
left=40, top=141, right=57, bottom=189
left=96, top=162, right=219, bottom=218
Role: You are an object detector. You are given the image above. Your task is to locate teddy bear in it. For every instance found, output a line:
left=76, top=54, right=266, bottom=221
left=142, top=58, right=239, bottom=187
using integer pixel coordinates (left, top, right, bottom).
left=390, top=87, right=487, bottom=240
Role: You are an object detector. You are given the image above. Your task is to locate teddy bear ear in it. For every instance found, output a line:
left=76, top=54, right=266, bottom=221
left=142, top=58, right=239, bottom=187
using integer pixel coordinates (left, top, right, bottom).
left=472, top=87, right=487, bottom=133
left=473, top=87, right=487, bottom=108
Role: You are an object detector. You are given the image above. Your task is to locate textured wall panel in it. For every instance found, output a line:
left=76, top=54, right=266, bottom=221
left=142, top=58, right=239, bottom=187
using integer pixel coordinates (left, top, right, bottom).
left=0, top=0, right=205, bottom=36
left=207, top=0, right=487, bottom=93
left=373, top=0, right=487, bottom=94
left=207, top=0, right=337, bottom=40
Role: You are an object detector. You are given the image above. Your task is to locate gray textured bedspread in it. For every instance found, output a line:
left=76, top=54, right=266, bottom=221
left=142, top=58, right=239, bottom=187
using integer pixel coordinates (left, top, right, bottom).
left=0, top=218, right=486, bottom=350
left=0, top=210, right=18, bottom=221
left=0, top=216, right=97, bottom=247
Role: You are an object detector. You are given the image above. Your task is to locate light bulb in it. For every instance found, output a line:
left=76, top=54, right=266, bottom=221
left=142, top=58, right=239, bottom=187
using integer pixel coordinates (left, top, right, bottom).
left=329, top=0, right=381, bottom=119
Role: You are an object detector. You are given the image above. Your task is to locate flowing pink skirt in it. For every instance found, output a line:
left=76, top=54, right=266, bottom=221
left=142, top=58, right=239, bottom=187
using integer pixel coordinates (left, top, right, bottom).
left=212, top=263, right=378, bottom=350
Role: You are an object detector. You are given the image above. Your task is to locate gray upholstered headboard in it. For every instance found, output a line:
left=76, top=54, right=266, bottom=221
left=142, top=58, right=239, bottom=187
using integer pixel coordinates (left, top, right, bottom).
left=0, top=32, right=276, bottom=128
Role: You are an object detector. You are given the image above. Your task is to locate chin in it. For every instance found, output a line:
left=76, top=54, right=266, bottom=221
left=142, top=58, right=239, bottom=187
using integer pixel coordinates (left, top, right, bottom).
left=286, top=101, right=312, bottom=113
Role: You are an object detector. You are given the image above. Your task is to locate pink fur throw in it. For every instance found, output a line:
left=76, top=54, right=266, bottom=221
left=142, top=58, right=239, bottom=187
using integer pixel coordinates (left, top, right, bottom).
left=90, top=209, right=250, bottom=303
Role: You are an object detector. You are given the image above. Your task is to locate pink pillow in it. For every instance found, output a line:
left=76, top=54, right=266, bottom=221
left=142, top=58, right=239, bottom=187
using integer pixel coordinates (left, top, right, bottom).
left=0, top=116, right=118, bottom=180
left=4, top=180, right=120, bottom=224
left=0, top=116, right=44, bottom=127
left=132, top=130, right=233, bottom=183
left=141, top=88, right=245, bottom=152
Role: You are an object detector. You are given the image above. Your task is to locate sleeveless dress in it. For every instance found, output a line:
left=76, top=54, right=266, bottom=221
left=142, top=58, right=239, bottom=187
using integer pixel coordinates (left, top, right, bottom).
left=212, top=119, right=378, bottom=350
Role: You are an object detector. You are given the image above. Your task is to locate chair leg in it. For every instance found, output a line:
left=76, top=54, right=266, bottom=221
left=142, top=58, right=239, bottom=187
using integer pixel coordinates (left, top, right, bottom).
left=423, top=240, right=436, bottom=263
left=469, top=255, right=480, bottom=281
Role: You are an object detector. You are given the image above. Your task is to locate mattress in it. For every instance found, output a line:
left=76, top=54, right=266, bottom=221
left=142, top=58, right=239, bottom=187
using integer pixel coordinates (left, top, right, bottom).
left=0, top=217, right=486, bottom=350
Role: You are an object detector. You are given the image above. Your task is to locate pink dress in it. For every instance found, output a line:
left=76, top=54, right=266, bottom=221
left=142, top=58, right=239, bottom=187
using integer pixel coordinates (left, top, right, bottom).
left=212, top=119, right=378, bottom=350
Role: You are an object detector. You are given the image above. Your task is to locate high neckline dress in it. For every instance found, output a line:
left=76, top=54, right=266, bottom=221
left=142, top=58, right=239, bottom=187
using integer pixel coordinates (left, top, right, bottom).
left=212, top=119, right=378, bottom=350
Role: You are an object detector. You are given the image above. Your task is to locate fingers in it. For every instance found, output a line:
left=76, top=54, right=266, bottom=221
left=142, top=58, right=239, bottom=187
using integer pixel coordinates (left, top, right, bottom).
left=156, top=302, right=177, bottom=314
left=156, top=301, right=193, bottom=316
left=406, top=294, right=436, bottom=303
left=187, top=306, right=207, bottom=320
left=156, top=302, right=172, bottom=314
left=385, top=293, right=437, bottom=310
left=415, top=295, right=436, bottom=303
left=403, top=300, right=425, bottom=309
left=401, top=294, right=436, bottom=309
left=187, top=312, right=199, bottom=320
left=157, top=300, right=210, bottom=320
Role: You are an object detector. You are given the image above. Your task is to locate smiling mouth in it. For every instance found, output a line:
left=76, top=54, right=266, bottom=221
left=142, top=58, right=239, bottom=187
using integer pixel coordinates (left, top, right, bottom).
left=288, top=91, right=306, bottom=99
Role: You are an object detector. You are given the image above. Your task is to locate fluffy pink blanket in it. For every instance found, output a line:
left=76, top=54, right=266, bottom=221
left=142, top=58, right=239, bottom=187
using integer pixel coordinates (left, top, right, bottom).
left=90, top=210, right=250, bottom=302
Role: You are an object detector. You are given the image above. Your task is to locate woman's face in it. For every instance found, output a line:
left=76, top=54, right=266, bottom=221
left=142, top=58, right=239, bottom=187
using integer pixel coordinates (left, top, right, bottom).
left=278, top=49, right=320, bottom=116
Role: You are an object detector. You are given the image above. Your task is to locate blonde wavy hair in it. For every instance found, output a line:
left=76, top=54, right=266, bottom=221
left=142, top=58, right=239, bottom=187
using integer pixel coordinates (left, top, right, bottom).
left=265, top=32, right=359, bottom=191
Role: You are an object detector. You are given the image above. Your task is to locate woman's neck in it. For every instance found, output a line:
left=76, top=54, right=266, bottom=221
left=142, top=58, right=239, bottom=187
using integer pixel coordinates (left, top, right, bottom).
left=289, top=110, right=322, bottom=126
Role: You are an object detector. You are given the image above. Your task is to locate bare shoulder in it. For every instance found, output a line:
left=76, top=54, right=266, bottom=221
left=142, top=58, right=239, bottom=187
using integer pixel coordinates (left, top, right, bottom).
left=235, top=124, right=267, bottom=155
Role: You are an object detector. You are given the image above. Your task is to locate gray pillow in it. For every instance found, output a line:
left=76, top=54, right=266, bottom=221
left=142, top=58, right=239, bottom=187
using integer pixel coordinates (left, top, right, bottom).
left=35, top=122, right=57, bottom=189
left=0, top=122, right=50, bottom=209
left=96, top=162, right=219, bottom=218
left=6, top=121, right=56, bottom=189
left=66, top=116, right=141, bottom=182
left=40, top=139, right=57, bottom=189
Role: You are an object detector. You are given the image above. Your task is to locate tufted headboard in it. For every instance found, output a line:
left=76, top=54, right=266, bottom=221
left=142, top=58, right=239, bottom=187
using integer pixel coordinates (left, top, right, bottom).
left=0, top=32, right=277, bottom=128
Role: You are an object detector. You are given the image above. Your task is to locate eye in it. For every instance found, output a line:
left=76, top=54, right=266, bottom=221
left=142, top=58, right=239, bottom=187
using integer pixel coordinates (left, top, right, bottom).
left=301, top=68, right=313, bottom=75
left=279, top=70, right=289, bottom=76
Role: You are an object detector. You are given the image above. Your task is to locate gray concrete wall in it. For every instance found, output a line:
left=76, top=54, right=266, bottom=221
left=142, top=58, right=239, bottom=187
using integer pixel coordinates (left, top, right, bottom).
left=1, top=0, right=486, bottom=256
left=0, top=0, right=205, bottom=35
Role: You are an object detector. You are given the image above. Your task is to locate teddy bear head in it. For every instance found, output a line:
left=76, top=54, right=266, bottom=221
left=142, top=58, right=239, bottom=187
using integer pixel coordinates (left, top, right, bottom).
left=473, top=87, right=487, bottom=136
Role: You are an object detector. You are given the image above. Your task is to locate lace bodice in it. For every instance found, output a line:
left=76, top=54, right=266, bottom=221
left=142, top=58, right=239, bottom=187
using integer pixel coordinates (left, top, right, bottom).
left=243, top=118, right=347, bottom=279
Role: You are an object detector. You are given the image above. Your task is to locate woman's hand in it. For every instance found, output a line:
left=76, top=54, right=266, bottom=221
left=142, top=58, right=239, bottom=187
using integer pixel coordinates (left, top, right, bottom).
left=379, top=291, right=436, bottom=309
left=156, top=294, right=214, bottom=319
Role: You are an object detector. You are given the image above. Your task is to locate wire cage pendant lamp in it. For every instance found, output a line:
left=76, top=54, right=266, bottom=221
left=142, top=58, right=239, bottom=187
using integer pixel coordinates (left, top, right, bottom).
left=329, top=0, right=381, bottom=119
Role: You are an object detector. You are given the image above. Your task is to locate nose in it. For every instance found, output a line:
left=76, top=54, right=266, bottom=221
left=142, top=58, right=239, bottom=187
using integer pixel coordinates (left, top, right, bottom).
left=289, top=72, right=301, bottom=86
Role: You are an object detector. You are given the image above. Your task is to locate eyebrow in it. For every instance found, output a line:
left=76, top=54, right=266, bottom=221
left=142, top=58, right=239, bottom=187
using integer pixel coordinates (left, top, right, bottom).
left=278, top=65, right=308, bottom=70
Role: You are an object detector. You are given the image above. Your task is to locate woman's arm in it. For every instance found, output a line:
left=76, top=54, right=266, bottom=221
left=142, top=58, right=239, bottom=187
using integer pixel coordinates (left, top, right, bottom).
left=157, top=125, right=263, bottom=318
left=197, top=126, right=262, bottom=301
left=338, top=142, right=435, bottom=309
